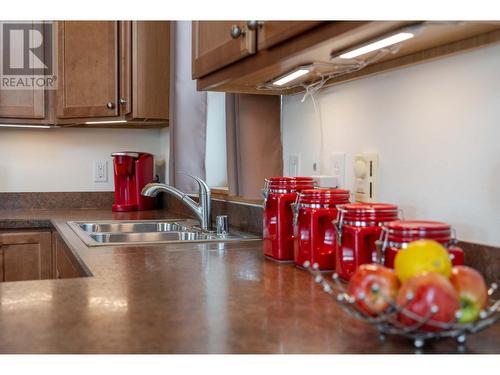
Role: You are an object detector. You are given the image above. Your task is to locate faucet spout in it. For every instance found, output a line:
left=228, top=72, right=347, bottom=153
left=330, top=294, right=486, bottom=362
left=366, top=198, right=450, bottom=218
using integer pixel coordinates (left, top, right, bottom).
left=141, top=175, right=211, bottom=230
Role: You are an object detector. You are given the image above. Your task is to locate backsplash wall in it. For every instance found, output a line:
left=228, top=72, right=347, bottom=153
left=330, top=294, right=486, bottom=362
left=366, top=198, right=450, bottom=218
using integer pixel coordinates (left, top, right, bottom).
left=0, top=127, right=169, bottom=192
left=282, top=43, right=500, bottom=247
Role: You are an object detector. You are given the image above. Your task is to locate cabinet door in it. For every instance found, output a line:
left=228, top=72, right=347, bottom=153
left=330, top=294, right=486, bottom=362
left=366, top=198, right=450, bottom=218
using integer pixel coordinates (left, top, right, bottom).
left=0, top=230, right=52, bottom=282
left=52, top=232, right=81, bottom=279
left=0, top=21, right=45, bottom=119
left=192, top=21, right=256, bottom=79
left=257, top=21, right=324, bottom=50
left=132, top=21, right=170, bottom=120
left=57, top=21, right=118, bottom=119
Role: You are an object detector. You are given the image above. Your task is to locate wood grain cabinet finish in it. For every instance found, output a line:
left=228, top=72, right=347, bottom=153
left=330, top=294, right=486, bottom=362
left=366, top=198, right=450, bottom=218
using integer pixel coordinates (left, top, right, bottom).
left=0, top=21, right=47, bottom=122
left=57, top=21, right=119, bottom=119
left=193, top=21, right=500, bottom=95
left=52, top=232, right=81, bottom=279
left=192, top=21, right=256, bottom=79
left=0, top=230, right=52, bottom=282
left=256, top=21, right=323, bottom=50
left=55, top=20, right=170, bottom=125
left=0, top=21, right=170, bottom=127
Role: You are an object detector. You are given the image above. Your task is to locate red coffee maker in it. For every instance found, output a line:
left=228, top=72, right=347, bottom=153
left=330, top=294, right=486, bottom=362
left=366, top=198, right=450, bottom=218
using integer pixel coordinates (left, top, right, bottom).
left=111, top=152, right=155, bottom=212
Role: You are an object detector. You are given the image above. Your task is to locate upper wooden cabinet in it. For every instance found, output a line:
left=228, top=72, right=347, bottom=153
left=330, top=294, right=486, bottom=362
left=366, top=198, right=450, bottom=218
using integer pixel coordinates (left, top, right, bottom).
left=0, top=21, right=49, bottom=122
left=256, top=21, right=323, bottom=50
left=192, top=21, right=500, bottom=95
left=57, top=21, right=119, bottom=119
left=0, top=21, right=170, bottom=128
left=192, top=21, right=256, bottom=79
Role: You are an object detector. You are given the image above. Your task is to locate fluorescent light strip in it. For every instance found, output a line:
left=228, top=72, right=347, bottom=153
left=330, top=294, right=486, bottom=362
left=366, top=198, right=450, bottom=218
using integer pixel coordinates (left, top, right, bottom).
left=339, top=32, right=414, bottom=59
left=0, top=124, right=51, bottom=129
left=273, top=68, right=310, bottom=87
left=84, top=120, right=127, bottom=125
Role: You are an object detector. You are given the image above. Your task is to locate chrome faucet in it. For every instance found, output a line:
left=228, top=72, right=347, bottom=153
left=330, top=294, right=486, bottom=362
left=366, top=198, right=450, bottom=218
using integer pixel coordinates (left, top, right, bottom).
left=141, top=175, right=211, bottom=230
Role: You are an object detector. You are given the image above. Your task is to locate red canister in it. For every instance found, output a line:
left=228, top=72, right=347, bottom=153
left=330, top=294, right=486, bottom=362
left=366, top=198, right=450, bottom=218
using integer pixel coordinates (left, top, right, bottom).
left=263, top=177, right=315, bottom=262
left=294, top=189, right=350, bottom=270
left=334, top=203, right=400, bottom=280
left=380, top=220, right=465, bottom=268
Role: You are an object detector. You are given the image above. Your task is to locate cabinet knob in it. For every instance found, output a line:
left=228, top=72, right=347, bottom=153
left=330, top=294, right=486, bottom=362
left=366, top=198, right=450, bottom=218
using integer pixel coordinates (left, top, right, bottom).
left=230, top=24, right=245, bottom=39
left=119, top=98, right=128, bottom=105
left=247, top=21, right=263, bottom=30
left=106, top=102, right=115, bottom=109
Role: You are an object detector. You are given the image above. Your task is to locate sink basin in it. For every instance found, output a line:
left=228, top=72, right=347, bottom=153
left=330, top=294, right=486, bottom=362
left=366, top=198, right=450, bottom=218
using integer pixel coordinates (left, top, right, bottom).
left=68, top=219, right=260, bottom=247
left=79, top=221, right=185, bottom=233
left=90, top=231, right=212, bottom=243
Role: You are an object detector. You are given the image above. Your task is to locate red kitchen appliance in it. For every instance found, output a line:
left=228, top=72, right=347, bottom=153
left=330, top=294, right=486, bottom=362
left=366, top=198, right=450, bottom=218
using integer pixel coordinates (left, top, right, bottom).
left=334, top=203, right=399, bottom=280
left=294, top=188, right=350, bottom=270
left=111, top=152, right=155, bottom=212
left=380, top=220, right=465, bottom=268
left=263, top=176, right=315, bottom=262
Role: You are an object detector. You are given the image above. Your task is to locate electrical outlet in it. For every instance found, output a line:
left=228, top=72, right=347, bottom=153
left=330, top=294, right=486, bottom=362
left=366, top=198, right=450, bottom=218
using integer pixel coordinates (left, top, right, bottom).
left=93, top=160, right=108, bottom=183
left=330, top=152, right=345, bottom=187
left=353, top=153, right=378, bottom=203
left=288, top=154, right=300, bottom=176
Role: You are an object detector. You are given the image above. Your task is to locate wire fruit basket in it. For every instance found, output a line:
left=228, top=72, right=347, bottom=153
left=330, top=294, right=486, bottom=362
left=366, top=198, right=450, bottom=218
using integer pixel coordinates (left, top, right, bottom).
left=303, top=261, right=500, bottom=348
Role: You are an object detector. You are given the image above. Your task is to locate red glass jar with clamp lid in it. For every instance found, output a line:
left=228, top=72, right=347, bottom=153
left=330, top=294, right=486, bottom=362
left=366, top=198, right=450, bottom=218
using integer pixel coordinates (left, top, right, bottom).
left=334, top=203, right=400, bottom=280
left=294, top=189, right=350, bottom=270
left=263, top=177, right=315, bottom=262
left=380, top=220, right=465, bottom=268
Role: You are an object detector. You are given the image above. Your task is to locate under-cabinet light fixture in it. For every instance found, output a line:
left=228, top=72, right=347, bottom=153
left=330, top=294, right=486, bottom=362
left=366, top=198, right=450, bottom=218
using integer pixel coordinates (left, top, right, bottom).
left=339, top=32, right=415, bottom=59
left=272, top=68, right=310, bottom=86
left=0, top=124, right=51, bottom=129
left=84, top=120, right=128, bottom=125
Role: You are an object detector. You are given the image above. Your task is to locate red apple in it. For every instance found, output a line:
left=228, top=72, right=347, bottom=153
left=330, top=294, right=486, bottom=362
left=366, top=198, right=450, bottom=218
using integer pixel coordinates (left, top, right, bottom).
left=396, top=272, right=460, bottom=331
left=449, top=265, right=488, bottom=323
left=348, top=264, right=400, bottom=316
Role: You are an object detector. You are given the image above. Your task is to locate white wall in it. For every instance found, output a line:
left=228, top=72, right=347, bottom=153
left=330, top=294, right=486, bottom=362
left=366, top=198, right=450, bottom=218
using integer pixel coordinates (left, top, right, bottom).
left=0, top=127, right=165, bottom=192
left=205, top=92, right=227, bottom=187
left=282, top=43, right=500, bottom=247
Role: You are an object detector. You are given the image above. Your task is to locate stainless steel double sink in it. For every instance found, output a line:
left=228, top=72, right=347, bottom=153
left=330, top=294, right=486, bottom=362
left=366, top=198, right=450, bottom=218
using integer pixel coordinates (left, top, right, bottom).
left=68, top=219, right=259, bottom=247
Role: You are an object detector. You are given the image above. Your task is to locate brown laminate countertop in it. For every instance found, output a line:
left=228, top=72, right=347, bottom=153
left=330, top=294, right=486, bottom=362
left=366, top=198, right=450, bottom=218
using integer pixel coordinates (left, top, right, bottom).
left=0, top=208, right=498, bottom=354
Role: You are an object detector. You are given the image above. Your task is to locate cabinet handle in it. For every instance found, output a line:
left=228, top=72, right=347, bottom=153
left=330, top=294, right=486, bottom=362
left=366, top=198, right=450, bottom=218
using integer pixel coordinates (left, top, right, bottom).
left=106, top=102, right=115, bottom=109
left=247, top=21, right=263, bottom=30
left=119, top=98, right=128, bottom=105
left=230, top=24, right=245, bottom=39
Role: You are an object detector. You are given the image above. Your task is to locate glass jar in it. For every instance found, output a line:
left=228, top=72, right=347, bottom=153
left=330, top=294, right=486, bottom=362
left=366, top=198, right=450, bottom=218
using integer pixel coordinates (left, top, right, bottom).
left=334, top=203, right=400, bottom=280
left=380, top=220, right=465, bottom=268
left=262, top=177, right=315, bottom=262
left=294, top=188, right=350, bottom=270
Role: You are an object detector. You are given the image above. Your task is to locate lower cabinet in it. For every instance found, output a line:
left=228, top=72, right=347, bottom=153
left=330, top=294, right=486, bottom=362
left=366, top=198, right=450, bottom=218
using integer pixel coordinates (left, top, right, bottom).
left=0, top=229, right=83, bottom=282
left=0, top=229, right=53, bottom=282
left=52, top=232, right=81, bottom=279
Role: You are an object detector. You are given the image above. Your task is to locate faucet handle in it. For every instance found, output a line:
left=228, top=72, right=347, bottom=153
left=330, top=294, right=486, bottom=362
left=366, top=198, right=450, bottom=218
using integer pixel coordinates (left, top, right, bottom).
left=216, top=215, right=229, bottom=235
left=177, top=172, right=211, bottom=197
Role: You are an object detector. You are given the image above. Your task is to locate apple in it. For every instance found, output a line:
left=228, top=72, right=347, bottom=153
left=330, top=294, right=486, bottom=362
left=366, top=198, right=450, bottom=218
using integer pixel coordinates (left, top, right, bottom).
left=449, top=265, right=488, bottom=323
left=396, top=272, right=460, bottom=332
left=348, top=264, right=400, bottom=316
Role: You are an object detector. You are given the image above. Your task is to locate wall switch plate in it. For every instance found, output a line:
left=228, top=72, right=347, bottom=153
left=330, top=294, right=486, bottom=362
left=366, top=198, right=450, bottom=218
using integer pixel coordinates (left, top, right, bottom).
left=288, top=154, right=300, bottom=176
left=329, top=152, right=345, bottom=187
left=93, top=160, right=108, bottom=183
left=353, top=153, right=378, bottom=203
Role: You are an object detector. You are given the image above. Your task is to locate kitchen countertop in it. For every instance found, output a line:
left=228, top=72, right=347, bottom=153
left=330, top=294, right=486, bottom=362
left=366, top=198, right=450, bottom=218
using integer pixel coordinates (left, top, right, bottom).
left=0, top=208, right=498, bottom=354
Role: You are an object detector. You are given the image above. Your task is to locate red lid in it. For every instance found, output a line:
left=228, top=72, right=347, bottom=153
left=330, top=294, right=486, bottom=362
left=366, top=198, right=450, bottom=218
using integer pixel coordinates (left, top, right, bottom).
left=340, top=203, right=399, bottom=223
left=384, top=220, right=452, bottom=242
left=264, top=176, right=315, bottom=193
left=298, top=188, right=350, bottom=205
